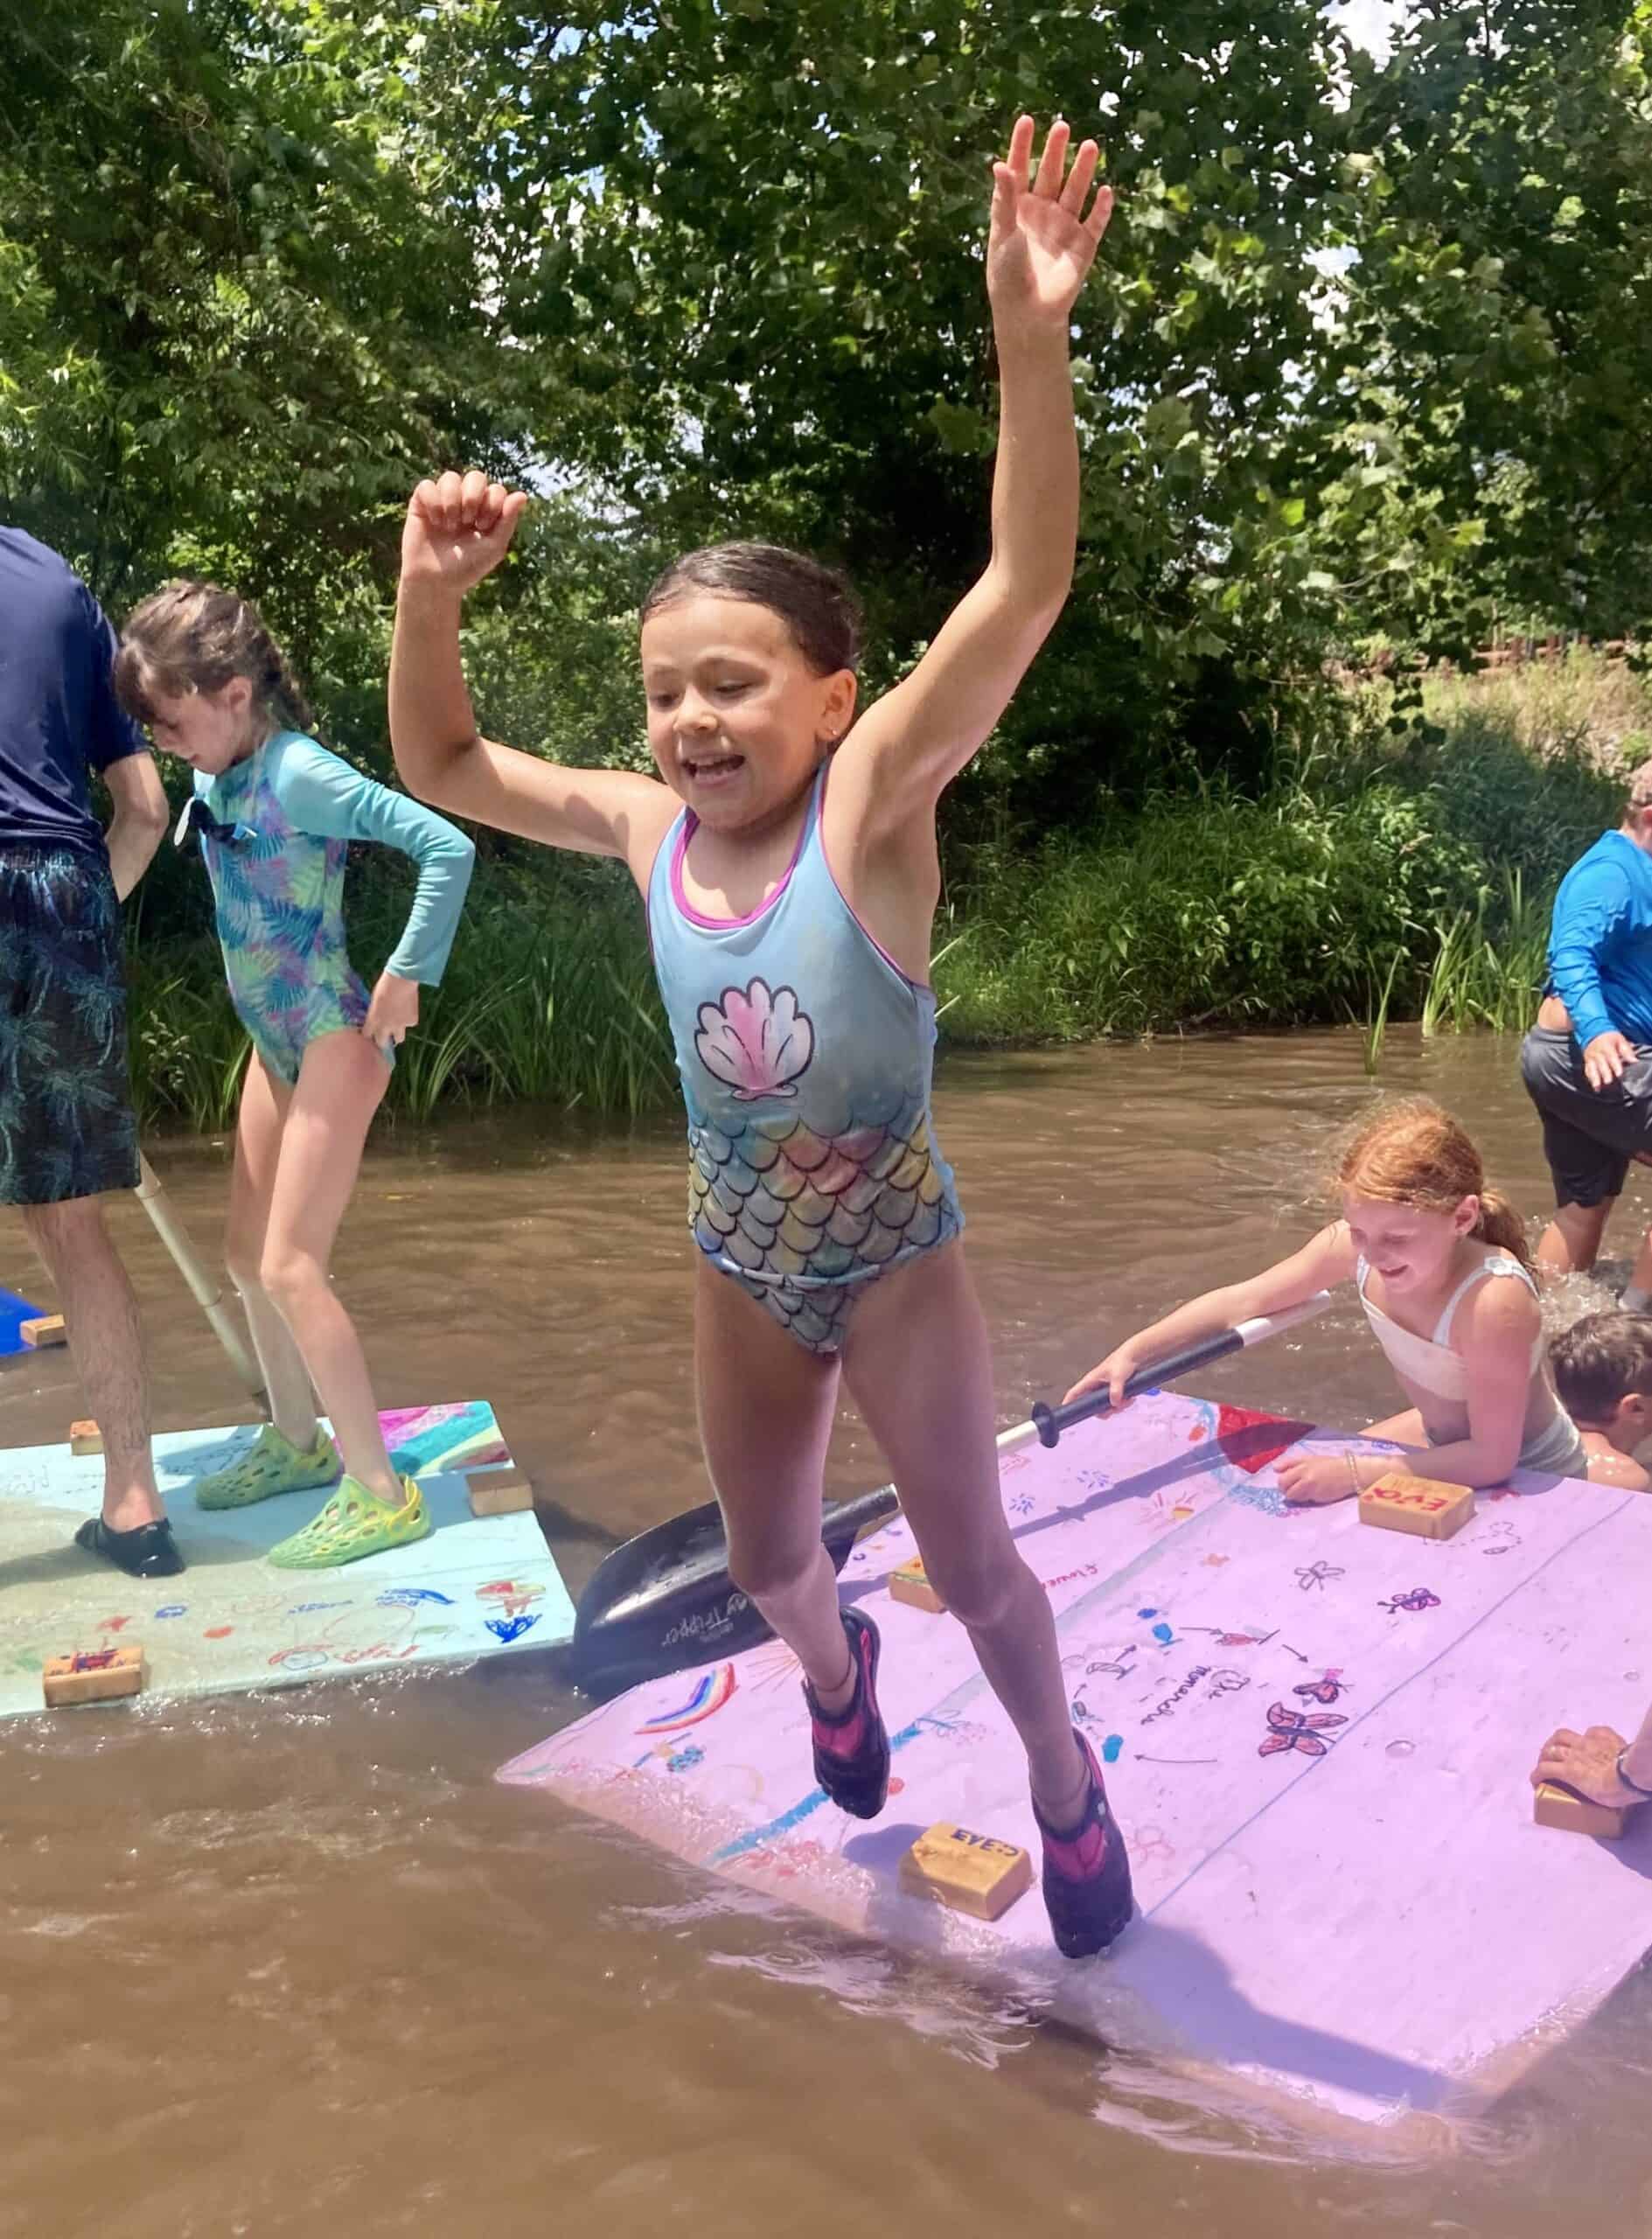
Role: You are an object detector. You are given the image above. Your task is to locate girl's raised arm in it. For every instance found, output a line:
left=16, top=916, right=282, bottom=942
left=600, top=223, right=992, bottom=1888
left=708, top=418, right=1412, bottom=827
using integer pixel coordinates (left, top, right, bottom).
left=1063, top=1224, right=1357, bottom=1412
left=389, top=474, right=672, bottom=884
left=836, top=115, right=1113, bottom=835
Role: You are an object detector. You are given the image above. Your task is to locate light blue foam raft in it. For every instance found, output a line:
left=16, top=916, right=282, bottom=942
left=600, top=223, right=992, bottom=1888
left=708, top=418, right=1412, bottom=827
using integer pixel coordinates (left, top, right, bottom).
left=0, top=1399, right=572, bottom=1718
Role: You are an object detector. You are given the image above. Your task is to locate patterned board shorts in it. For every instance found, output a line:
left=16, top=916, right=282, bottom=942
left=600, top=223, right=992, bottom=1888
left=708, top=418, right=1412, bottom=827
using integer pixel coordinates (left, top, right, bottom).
left=0, top=846, right=139, bottom=1205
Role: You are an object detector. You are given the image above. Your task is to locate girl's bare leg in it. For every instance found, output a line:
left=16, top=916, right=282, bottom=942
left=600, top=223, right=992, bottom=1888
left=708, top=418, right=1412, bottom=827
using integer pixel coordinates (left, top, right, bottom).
left=693, top=1255, right=858, bottom=1704
left=842, top=1242, right=1087, bottom=1823
left=225, top=1053, right=321, bottom=1446
left=258, top=1031, right=400, bottom=1502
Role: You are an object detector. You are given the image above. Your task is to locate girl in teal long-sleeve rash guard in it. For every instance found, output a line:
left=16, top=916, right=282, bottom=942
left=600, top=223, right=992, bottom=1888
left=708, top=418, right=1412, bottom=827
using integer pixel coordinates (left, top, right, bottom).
left=117, top=582, right=474, bottom=1569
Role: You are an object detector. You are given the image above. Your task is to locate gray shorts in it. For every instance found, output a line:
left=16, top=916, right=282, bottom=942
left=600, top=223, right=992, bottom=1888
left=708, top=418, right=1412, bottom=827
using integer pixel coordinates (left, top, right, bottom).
left=1520, top=1024, right=1652, bottom=1208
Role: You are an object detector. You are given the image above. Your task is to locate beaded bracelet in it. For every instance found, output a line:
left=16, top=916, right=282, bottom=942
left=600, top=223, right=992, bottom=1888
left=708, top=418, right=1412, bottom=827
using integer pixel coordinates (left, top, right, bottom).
left=1616, top=1748, right=1652, bottom=1800
left=1344, top=1451, right=1362, bottom=1497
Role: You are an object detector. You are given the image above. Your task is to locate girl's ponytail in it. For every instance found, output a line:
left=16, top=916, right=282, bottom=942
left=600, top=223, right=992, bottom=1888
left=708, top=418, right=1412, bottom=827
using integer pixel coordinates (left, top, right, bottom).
left=1472, top=1186, right=1534, bottom=1273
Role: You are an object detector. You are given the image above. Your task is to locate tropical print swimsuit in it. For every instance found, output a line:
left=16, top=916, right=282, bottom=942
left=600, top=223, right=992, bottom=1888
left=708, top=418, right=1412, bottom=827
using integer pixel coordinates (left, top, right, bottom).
left=188, top=729, right=473, bottom=1085
left=647, top=762, right=964, bottom=1354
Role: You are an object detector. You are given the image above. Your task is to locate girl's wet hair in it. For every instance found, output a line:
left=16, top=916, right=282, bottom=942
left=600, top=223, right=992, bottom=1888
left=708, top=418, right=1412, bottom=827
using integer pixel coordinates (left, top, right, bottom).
left=640, top=542, right=863, bottom=677
left=115, top=581, right=313, bottom=734
left=1335, top=1096, right=1532, bottom=1271
left=1549, top=1311, right=1652, bottom=1423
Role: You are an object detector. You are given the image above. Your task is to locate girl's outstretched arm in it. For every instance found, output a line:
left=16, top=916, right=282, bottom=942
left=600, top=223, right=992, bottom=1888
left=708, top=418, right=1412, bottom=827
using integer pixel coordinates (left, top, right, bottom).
left=836, top=115, right=1113, bottom=834
left=1063, top=1224, right=1356, bottom=1411
left=390, top=474, right=673, bottom=884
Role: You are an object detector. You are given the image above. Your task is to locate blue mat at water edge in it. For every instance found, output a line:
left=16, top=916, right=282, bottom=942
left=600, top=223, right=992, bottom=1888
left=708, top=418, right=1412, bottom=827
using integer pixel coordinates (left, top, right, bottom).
left=0, top=1400, right=572, bottom=1718
left=0, top=1285, right=44, bottom=1357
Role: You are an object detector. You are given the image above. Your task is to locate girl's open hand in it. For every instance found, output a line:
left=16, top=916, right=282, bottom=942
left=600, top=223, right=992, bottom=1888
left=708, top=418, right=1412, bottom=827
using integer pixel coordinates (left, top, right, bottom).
left=364, top=968, right=420, bottom=1055
left=1063, top=1342, right=1144, bottom=1412
left=1276, top=1451, right=1356, bottom=1506
left=986, top=114, right=1114, bottom=329
left=401, top=470, right=528, bottom=596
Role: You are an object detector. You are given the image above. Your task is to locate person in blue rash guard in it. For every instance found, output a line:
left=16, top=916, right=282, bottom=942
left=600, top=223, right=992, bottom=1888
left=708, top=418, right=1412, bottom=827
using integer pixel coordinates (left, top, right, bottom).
left=115, top=580, right=475, bottom=1569
left=1522, top=758, right=1652, bottom=1300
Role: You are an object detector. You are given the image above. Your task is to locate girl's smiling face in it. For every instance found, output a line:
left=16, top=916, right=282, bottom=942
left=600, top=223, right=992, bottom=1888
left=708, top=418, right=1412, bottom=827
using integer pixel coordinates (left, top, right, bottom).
left=639, top=593, right=856, bottom=834
left=1343, top=1189, right=1477, bottom=1294
left=143, top=676, right=262, bottom=777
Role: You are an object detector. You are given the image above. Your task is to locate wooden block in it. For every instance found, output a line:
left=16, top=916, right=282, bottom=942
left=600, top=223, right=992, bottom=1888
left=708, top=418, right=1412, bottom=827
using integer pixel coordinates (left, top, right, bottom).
left=20, top=1315, right=66, bottom=1350
left=69, top=1419, right=102, bottom=1457
left=900, top=1824, right=1033, bottom=1922
left=1534, top=1781, right=1628, bottom=1839
left=42, top=1646, right=144, bottom=1709
left=1358, top=1472, right=1475, bottom=1541
left=468, top=1467, right=534, bottom=1518
left=890, top=1555, right=946, bottom=1614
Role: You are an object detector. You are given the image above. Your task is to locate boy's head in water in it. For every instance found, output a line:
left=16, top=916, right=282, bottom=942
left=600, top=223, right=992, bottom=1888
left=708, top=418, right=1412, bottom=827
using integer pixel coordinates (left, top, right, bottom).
left=1335, top=1098, right=1530, bottom=1298
left=1549, top=1312, right=1652, bottom=1455
left=638, top=544, right=861, bottom=837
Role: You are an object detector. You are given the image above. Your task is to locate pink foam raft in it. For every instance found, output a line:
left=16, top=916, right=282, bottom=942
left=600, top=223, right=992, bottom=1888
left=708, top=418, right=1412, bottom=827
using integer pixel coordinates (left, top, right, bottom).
left=498, top=1390, right=1652, bottom=2130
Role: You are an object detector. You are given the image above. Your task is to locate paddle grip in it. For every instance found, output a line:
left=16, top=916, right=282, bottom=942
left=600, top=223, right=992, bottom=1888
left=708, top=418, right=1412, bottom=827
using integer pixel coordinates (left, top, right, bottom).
left=1031, top=1327, right=1247, bottom=1448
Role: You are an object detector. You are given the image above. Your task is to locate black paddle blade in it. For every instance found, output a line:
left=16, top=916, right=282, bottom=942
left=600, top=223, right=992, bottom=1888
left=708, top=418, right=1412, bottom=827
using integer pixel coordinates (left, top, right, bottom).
left=568, top=1496, right=871, bottom=1702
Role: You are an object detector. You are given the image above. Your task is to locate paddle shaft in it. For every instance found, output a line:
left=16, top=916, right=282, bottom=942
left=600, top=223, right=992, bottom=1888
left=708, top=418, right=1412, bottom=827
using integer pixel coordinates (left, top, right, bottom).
left=819, top=1291, right=1335, bottom=1548
left=134, top=1154, right=267, bottom=1404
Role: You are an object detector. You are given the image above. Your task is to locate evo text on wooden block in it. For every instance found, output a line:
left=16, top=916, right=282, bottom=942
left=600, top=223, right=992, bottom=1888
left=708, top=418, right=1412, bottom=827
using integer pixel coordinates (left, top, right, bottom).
left=1358, top=1472, right=1475, bottom=1541
left=899, top=1824, right=1033, bottom=1921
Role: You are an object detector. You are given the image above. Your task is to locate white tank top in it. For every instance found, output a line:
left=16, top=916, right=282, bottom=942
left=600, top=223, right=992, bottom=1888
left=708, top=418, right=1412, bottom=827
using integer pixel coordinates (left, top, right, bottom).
left=1355, top=1252, right=1544, bottom=1402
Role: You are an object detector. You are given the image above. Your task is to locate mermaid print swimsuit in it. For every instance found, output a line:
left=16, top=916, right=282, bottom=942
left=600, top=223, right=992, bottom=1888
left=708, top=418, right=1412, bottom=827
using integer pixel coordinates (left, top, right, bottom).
left=647, top=762, right=964, bottom=1353
left=189, top=730, right=473, bottom=1085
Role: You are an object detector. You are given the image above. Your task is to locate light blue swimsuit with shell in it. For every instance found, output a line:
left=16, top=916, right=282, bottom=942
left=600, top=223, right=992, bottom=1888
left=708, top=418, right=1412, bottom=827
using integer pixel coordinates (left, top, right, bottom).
left=190, top=729, right=474, bottom=1085
left=647, top=763, right=964, bottom=1354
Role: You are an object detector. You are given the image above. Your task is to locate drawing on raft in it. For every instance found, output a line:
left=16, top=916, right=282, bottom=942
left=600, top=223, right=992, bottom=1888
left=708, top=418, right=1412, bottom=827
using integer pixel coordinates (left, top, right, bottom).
left=500, top=1389, right=1652, bottom=2132
left=0, top=1401, right=572, bottom=1717
left=9, top=87, right=1652, bottom=2193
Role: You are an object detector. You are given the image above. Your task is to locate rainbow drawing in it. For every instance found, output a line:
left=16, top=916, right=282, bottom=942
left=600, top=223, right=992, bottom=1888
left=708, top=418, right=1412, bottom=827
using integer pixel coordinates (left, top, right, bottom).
left=633, top=1663, right=737, bottom=1734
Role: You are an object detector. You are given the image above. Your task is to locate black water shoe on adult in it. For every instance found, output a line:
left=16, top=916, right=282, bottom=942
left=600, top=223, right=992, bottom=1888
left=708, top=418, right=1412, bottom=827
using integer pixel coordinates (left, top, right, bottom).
left=74, top=1515, right=185, bottom=1580
left=1035, top=1728, right=1134, bottom=1958
left=804, top=1608, right=890, bottom=1820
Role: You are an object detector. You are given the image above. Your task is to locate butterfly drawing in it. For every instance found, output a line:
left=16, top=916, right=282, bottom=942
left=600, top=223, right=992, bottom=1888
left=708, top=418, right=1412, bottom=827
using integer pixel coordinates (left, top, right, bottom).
left=1293, top=1675, right=1349, bottom=1705
left=1258, top=1699, right=1348, bottom=1758
left=1380, top=1587, right=1441, bottom=1615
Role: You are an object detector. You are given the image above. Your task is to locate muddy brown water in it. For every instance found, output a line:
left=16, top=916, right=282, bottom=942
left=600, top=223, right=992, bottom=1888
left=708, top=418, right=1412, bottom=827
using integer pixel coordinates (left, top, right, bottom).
left=4, top=1028, right=1652, bottom=2239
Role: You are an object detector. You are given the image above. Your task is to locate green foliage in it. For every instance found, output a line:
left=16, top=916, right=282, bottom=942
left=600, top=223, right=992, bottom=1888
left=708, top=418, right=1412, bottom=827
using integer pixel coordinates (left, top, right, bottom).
left=125, top=848, right=673, bottom=1134
left=0, top=0, right=525, bottom=635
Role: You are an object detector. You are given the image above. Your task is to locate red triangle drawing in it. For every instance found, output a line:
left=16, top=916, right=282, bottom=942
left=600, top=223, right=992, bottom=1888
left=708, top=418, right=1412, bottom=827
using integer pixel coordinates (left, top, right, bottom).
left=1215, top=1404, right=1314, bottom=1475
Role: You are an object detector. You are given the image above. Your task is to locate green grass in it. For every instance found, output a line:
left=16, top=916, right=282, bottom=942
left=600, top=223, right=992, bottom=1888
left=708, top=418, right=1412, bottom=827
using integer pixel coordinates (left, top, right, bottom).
left=123, top=661, right=1638, bottom=1130
left=126, top=854, right=675, bottom=1134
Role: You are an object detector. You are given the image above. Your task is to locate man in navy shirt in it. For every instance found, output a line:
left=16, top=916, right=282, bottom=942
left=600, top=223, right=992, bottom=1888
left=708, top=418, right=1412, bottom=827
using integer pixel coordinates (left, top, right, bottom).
left=0, top=527, right=180, bottom=1576
left=1522, top=757, right=1652, bottom=1305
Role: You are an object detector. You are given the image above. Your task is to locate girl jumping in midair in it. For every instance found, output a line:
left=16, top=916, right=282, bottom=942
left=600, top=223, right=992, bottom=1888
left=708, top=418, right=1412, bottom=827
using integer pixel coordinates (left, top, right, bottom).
left=390, top=117, right=1131, bottom=1954
left=116, top=586, right=475, bottom=1567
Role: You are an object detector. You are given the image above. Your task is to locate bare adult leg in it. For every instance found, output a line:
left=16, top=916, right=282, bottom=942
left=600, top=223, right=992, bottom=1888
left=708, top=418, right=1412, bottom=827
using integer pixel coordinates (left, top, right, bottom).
left=1536, top=1198, right=1613, bottom=1279
left=692, top=1255, right=854, bottom=1702
left=257, top=1031, right=400, bottom=1501
left=224, top=1053, right=320, bottom=1445
left=22, top=1196, right=162, bottom=1531
left=842, top=1241, right=1087, bottom=1824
